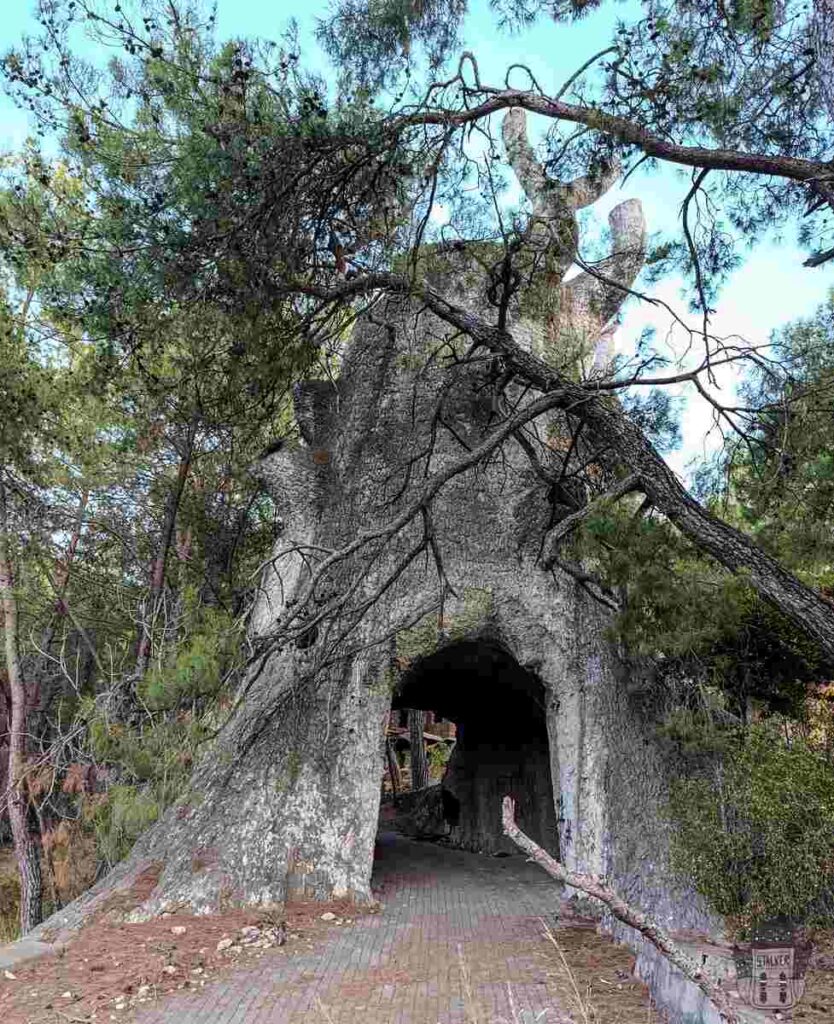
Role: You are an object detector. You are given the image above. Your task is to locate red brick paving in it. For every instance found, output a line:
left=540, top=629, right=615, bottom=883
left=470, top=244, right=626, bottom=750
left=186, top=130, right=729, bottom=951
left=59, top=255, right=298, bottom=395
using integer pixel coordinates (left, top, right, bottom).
left=132, top=832, right=614, bottom=1023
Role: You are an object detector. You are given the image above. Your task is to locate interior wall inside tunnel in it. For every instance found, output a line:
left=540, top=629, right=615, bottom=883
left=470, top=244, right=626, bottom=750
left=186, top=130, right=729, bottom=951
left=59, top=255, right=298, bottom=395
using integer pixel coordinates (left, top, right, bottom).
left=392, top=641, right=560, bottom=857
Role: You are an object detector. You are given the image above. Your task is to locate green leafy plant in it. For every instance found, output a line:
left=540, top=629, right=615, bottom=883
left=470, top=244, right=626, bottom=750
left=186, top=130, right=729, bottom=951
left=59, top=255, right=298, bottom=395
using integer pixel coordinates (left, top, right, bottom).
left=88, top=784, right=163, bottom=867
left=669, top=721, right=834, bottom=932
left=139, top=602, right=239, bottom=710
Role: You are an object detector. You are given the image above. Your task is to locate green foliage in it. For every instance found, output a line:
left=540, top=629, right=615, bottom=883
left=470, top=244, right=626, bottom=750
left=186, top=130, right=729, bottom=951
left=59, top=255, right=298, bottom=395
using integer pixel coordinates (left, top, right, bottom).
left=367, top=666, right=398, bottom=697
left=396, top=587, right=494, bottom=662
left=428, top=740, right=452, bottom=775
left=579, top=299, right=834, bottom=712
left=655, top=692, right=738, bottom=758
left=448, top=587, right=494, bottom=641
left=397, top=615, right=441, bottom=662
left=729, top=294, right=834, bottom=593
left=669, top=722, right=834, bottom=931
left=620, top=389, right=681, bottom=455
left=318, top=0, right=467, bottom=89
left=86, top=706, right=206, bottom=787
left=139, top=602, right=240, bottom=710
left=0, top=9, right=315, bottom=899
left=81, top=698, right=215, bottom=867
left=274, top=750, right=304, bottom=794
left=88, top=784, right=163, bottom=867
left=574, top=498, right=827, bottom=716
left=321, top=0, right=833, bottom=274
left=0, top=299, right=50, bottom=466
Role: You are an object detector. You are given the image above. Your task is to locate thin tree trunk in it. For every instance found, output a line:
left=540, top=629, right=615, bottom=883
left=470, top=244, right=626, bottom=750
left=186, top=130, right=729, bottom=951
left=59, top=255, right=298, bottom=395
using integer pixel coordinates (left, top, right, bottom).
left=135, top=444, right=194, bottom=679
left=40, top=490, right=88, bottom=655
left=385, top=736, right=402, bottom=801
left=0, top=471, right=42, bottom=933
left=163, top=526, right=192, bottom=657
left=33, top=491, right=89, bottom=737
left=501, top=796, right=745, bottom=1024
left=409, top=709, right=429, bottom=790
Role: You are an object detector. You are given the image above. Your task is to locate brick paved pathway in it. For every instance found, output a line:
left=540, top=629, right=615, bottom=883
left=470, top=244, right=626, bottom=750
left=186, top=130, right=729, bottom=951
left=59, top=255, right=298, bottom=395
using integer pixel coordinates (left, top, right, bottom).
left=135, top=831, right=575, bottom=1024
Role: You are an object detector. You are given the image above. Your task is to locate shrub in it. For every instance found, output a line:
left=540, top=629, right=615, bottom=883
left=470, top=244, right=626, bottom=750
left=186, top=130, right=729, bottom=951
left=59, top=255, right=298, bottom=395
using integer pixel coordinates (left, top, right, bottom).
left=669, top=721, right=834, bottom=933
left=138, top=604, right=236, bottom=710
left=0, top=859, right=19, bottom=942
left=88, top=785, right=162, bottom=867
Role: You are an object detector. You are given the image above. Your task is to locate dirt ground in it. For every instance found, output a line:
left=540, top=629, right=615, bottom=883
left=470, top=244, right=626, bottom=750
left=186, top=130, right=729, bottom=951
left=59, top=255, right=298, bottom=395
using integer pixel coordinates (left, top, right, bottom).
left=0, top=894, right=366, bottom=1024
left=794, top=930, right=834, bottom=1022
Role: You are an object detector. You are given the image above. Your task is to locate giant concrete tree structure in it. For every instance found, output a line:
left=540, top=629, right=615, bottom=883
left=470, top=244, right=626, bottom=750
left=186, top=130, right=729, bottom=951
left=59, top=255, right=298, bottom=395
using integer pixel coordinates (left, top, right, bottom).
left=25, top=98, right=756, bottom=1024
left=41, top=110, right=694, bottom=926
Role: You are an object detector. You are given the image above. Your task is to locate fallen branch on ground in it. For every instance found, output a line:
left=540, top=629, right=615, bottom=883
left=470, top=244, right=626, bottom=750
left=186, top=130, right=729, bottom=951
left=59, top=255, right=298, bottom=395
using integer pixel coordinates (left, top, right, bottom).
left=501, top=795, right=746, bottom=1024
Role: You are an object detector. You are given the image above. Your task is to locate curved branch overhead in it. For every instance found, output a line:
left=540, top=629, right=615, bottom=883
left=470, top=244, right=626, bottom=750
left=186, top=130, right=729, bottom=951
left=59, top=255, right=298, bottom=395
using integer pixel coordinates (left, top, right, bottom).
left=406, top=88, right=834, bottom=266
left=298, top=268, right=834, bottom=663
left=411, top=89, right=833, bottom=185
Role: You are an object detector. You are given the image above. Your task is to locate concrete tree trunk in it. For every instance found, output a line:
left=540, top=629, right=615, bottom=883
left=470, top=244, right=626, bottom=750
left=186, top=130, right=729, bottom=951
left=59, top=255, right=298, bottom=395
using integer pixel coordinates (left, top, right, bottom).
left=408, top=709, right=429, bottom=791
left=34, top=124, right=709, bottom=983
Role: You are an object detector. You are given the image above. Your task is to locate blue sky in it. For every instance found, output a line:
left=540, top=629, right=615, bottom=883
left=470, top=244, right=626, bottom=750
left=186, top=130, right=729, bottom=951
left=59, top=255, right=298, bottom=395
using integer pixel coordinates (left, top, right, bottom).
left=2, top=0, right=833, bottom=476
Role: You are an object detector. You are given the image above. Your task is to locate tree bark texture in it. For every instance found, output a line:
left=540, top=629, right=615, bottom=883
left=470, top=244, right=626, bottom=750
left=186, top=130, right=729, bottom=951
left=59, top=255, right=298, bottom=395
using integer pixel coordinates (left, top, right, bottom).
left=0, top=670, right=9, bottom=837
left=408, top=708, right=429, bottom=790
left=327, top=272, right=834, bottom=662
left=0, top=472, right=42, bottom=933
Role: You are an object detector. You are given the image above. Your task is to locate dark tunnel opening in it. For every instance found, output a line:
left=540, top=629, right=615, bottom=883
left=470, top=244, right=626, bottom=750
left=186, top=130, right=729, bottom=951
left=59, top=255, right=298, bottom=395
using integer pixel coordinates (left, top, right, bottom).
left=383, top=640, right=560, bottom=858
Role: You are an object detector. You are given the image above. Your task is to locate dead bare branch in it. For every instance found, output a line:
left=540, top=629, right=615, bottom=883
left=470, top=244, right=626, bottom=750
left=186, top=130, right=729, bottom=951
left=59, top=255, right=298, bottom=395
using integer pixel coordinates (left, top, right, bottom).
left=501, top=796, right=745, bottom=1024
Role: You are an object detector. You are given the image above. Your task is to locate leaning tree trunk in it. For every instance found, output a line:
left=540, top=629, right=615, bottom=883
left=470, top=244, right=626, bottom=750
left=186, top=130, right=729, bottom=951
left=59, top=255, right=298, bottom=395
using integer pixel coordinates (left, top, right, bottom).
left=0, top=472, right=42, bottom=933
left=135, top=443, right=193, bottom=680
left=391, top=276, right=834, bottom=663
left=408, top=709, right=430, bottom=790
left=309, top=269, right=834, bottom=661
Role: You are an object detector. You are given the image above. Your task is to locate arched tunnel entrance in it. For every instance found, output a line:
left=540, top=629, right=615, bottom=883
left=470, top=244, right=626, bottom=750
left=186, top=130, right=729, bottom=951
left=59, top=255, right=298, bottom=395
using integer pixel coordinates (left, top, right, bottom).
left=383, top=640, right=560, bottom=858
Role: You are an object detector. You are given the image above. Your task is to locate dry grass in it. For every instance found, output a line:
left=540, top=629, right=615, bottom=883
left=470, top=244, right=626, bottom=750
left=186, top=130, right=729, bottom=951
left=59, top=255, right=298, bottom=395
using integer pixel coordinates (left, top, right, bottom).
left=40, top=820, right=98, bottom=907
left=794, top=929, right=834, bottom=1021
left=0, top=845, right=20, bottom=943
left=541, top=922, right=593, bottom=1024
left=534, top=917, right=664, bottom=1024
left=450, top=921, right=661, bottom=1024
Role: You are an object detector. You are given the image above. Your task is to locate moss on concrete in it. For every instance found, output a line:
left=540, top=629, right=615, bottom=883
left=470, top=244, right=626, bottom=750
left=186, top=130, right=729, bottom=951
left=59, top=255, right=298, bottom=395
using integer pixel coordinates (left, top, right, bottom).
left=395, top=587, right=495, bottom=666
